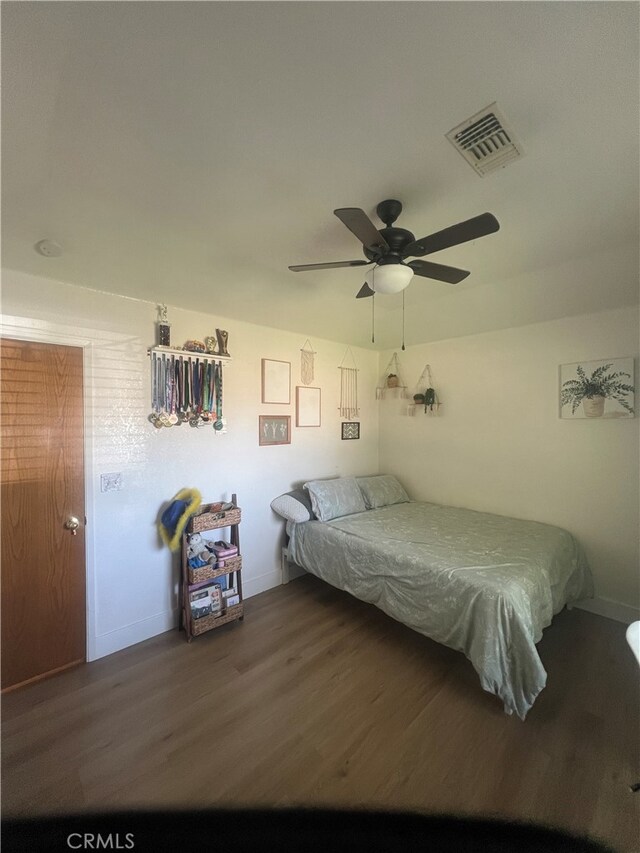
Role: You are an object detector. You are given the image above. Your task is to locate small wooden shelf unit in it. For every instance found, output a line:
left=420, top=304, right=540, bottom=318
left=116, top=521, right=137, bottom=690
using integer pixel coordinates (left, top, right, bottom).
left=180, top=493, right=244, bottom=642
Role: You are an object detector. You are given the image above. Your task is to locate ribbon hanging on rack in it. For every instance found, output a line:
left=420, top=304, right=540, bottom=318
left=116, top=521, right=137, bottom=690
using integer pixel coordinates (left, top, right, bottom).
left=148, top=347, right=230, bottom=430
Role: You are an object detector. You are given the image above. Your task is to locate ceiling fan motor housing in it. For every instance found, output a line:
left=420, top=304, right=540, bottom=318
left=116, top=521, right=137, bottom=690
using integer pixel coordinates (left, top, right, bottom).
left=364, top=226, right=415, bottom=262
left=362, top=199, right=416, bottom=261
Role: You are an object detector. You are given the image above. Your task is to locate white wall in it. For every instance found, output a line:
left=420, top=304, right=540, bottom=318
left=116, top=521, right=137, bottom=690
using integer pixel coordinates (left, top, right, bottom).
left=1, top=269, right=379, bottom=658
left=3, top=266, right=637, bottom=663
left=379, top=307, right=639, bottom=619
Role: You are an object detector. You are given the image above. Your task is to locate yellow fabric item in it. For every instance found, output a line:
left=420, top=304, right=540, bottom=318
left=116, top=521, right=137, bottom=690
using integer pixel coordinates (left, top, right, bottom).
left=158, top=487, right=202, bottom=552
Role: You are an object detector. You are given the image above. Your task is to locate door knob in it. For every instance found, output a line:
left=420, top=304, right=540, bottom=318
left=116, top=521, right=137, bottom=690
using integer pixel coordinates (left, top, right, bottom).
left=64, top=516, right=80, bottom=536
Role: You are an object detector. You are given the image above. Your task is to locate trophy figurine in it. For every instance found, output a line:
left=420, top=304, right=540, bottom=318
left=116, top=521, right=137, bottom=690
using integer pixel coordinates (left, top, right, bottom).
left=157, top=304, right=171, bottom=347
left=216, top=328, right=229, bottom=356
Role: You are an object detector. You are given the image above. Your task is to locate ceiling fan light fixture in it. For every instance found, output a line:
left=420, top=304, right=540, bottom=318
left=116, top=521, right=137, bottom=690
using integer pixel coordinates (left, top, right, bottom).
left=365, top=263, right=414, bottom=295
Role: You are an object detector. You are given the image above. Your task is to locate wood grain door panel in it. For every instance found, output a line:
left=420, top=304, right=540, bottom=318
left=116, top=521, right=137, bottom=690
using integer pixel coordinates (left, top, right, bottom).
left=1, top=339, right=86, bottom=690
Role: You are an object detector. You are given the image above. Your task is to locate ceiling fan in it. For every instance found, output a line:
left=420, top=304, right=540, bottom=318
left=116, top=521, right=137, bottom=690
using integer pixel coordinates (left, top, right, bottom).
left=289, top=199, right=500, bottom=298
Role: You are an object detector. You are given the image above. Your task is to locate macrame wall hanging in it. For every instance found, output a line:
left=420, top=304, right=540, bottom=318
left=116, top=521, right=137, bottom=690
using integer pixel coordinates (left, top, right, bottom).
left=376, top=352, right=409, bottom=399
left=409, top=364, right=441, bottom=415
left=300, top=339, right=316, bottom=385
left=338, top=347, right=359, bottom=419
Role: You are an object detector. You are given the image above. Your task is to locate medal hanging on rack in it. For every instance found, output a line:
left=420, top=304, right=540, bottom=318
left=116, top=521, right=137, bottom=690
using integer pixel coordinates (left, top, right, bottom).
left=149, top=352, right=162, bottom=428
left=156, top=354, right=167, bottom=427
left=213, top=360, right=225, bottom=432
left=189, top=359, right=202, bottom=427
left=168, top=356, right=178, bottom=425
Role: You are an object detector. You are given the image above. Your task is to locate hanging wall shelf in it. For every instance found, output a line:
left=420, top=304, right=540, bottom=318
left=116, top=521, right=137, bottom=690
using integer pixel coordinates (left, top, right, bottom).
left=377, top=352, right=409, bottom=399
left=407, top=364, right=442, bottom=415
left=147, top=346, right=232, bottom=361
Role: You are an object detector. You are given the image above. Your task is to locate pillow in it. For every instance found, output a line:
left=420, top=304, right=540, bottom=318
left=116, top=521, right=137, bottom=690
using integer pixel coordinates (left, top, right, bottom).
left=270, top=489, right=314, bottom=523
left=303, top=477, right=367, bottom=522
left=356, top=475, right=410, bottom=509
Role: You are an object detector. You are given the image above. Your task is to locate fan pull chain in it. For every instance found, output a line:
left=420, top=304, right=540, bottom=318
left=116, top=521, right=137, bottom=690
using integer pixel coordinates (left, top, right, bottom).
left=402, top=290, right=405, bottom=351
left=371, top=292, right=375, bottom=344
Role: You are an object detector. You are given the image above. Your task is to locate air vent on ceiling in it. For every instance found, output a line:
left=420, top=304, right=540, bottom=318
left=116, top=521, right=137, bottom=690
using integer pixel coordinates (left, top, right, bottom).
left=446, top=102, right=524, bottom=176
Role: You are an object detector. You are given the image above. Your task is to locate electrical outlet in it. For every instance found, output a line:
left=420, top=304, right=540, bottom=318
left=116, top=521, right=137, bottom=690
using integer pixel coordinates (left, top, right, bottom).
left=101, top=472, right=123, bottom=492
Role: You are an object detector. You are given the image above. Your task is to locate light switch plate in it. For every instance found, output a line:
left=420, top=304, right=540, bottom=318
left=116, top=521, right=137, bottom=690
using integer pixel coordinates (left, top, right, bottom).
left=101, top=472, right=123, bottom=492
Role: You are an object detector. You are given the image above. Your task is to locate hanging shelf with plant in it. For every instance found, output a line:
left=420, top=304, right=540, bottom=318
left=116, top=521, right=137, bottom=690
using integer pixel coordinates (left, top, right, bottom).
left=376, top=352, right=410, bottom=399
left=408, top=364, right=442, bottom=415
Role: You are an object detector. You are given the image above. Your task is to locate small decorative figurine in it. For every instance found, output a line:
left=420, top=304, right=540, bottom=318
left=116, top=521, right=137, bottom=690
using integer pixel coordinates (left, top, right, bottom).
left=216, top=328, right=230, bottom=356
left=184, top=340, right=206, bottom=353
left=205, top=335, right=218, bottom=354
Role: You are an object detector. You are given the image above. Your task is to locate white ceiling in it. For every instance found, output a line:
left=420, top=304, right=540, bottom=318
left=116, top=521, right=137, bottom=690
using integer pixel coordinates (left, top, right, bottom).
left=2, top=1, right=639, bottom=349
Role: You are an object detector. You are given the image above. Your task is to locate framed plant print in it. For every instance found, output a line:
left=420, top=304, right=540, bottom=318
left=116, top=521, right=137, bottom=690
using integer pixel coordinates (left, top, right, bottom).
left=559, top=357, right=635, bottom=419
left=341, top=421, right=360, bottom=440
left=296, top=386, right=321, bottom=427
left=261, top=359, right=290, bottom=404
left=259, top=415, right=291, bottom=446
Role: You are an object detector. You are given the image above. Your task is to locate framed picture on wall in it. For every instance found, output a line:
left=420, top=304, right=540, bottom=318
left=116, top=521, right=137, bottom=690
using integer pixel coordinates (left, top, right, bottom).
left=261, top=359, right=290, bottom=404
left=559, top=357, right=635, bottom=419
left=296, top=386, right=321, bottom=427
left=341, top=422, right=360, bottom=440
left=259, top=415, right=291, bottom=446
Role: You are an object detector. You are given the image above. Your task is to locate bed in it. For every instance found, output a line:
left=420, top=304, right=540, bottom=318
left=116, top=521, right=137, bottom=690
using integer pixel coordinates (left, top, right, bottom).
left=273, top=476, right=593, bottom=719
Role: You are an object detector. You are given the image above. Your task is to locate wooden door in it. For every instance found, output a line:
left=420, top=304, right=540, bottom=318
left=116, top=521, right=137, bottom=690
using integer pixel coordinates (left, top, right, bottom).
left=1, top=339, right=86, bottom=690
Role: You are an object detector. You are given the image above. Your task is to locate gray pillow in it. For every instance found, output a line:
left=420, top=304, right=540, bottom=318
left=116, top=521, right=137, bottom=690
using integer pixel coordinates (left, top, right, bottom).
left=356, top=475, right=410, bottom=509
left=270, top=489, right=314, bottom=523
left=304, top=477, right=367, bottom=522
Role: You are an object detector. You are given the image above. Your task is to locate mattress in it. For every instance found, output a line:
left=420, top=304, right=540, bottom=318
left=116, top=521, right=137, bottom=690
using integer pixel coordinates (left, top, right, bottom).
left=287, top=500, right=593, bottom=719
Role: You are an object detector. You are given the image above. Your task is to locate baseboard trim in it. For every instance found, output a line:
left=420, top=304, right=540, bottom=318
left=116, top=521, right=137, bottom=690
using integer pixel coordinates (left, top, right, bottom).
left=92, top=571, right=286, bottom=659
left=573, top=597, right=639, bottom=625
left=93, top=609, right=178, bottom=660
left=243, top=569, right=281, bottom=599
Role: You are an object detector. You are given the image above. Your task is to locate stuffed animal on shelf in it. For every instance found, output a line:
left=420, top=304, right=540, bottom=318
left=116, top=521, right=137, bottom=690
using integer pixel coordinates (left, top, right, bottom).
left=186, top=532, right=215, bottom=569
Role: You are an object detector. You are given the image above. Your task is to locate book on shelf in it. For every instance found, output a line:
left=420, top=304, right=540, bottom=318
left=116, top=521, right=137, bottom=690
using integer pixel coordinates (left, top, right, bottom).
left=189, top=582, right=222, bottom=619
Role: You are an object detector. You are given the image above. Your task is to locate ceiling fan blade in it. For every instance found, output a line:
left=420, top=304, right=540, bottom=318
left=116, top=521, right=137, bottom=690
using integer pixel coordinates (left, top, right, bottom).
left=334, top=208, right=389, bottom=252
left=288, top=260, right=370, bottom=272
left=356, top=283, right=374, bottom=299
left=408, top=260, right=470, bottom=284
left=402, top=213, right=500, bottom=258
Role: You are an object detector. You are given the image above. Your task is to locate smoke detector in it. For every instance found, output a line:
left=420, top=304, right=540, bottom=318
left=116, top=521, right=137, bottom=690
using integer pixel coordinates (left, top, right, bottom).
left=446, top=103, right=524, bottom=176
left=35, top=239, right=62, bottom=257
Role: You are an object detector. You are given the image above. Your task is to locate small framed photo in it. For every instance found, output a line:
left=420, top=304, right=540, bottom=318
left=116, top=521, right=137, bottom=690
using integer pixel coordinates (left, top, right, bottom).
left=259, top=415, right=291, bottom=446
left=559, top=357, right=635, bottom=419
left=341, top=421, right=360, bottom=440
left=296, top=386, right=321, bottom=427
left=261, top=359, right=291, bottom=404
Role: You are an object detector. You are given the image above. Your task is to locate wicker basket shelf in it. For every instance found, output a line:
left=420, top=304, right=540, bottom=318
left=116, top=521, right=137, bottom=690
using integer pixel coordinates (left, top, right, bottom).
left=181, top=493, right=244, bottom=642
left=188, top=555, right=242, bottom=586
left=191, top=603, right=244, bottom=636
left=190, top=506, right=241, bottom=533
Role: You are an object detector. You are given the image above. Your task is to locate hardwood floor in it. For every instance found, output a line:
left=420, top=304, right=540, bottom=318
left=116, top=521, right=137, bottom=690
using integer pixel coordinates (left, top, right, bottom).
left=2, top=575, right=639, bottom=851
